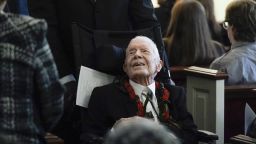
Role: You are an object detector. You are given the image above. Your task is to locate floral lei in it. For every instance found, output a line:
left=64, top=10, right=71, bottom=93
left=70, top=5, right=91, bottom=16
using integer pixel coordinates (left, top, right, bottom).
left=124, top=80, right=171, bottom=122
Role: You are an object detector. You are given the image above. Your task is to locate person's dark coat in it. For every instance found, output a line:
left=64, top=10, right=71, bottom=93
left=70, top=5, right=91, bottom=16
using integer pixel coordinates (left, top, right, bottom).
left=28, top=0, right=160, bottom=77
left=81, top=79, right=198, bottom=144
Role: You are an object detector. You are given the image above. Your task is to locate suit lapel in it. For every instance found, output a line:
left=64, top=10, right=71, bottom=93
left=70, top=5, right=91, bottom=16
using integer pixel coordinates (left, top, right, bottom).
left=117, top=80, right=138, bottom=116
left=125, top=97, right=137, bottom=116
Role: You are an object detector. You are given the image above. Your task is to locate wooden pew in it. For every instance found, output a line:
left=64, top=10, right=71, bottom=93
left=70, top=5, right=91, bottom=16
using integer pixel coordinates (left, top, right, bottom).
left=170, top=66, right=256, bottom=143
left=230, top=134, right=256, bottom=144
left=170, top=66, right=210, bottom=86
left=225, top=85, right=256, bottom=142
left=45, top=133, right=64, bottom=144
left=183, top=66, right=227, bottom=144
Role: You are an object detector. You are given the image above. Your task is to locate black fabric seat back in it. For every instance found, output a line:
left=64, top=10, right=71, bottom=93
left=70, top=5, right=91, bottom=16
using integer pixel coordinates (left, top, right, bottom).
left=71, top=22, right=168, bottom=79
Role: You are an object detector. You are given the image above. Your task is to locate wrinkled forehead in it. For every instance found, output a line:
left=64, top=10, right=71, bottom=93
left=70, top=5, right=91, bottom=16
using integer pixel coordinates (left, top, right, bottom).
left=126, top=37, right=157, bottom=53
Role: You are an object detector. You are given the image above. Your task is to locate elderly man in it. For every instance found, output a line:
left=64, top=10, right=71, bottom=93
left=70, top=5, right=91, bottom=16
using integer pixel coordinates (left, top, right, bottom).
left=81, top=36, right=198, bottom=144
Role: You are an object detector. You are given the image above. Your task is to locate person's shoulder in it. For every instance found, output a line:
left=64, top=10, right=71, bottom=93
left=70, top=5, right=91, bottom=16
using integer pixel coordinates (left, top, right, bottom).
left=6, top=13, right=46, bottom=29
left=6, top=13, right=47, bottom=40
left=226, top=48, right=247, bottom=62
left=164, top=85, right=186, bottom=101
left=22, top=16, right=47, bottom=35
left=165, top=84, right=185, bottom=94
left=210, top=51, right=236, bottom=70
left=90, top=81, right=127, bottom=103
left=211, top=48, right=244, bottom=73
left=165, top=83, right=183, bottom=90
left=92, top=80, right=128, bottom=98
left=94, top=83, right=116, bottom=90
left=93, top=82, right=123, bottom=93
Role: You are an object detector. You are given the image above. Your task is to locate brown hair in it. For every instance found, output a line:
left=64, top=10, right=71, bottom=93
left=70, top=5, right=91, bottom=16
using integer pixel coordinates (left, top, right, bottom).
left=166, top=0, right=215, bottom=66
left=196, top=0, right=222, bottom=41
left=226, top=0, right=256, bottom=42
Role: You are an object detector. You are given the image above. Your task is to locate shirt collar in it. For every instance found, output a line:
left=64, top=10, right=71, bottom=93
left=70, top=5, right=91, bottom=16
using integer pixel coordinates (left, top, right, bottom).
left=129, top=80, right=156, bottom=97
left=231, top=41, right=256, bottom=49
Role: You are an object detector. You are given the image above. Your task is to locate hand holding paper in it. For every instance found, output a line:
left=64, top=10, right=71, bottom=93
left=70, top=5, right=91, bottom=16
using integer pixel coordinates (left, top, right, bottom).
left=76, top=66, right=114, bottom=108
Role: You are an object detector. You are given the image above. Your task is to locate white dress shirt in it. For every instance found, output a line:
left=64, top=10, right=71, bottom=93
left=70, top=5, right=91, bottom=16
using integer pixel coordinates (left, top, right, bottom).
left=129, top=80, right=159, bottom=122
left=210, top=42, right=256, bottom=85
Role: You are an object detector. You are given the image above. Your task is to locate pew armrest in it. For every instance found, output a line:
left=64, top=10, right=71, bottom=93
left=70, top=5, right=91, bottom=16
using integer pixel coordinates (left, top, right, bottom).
left=45, top=133, right=64, bottom=144
left=230, top=134, right=256, bottom=144
left=197, top=130, right=218, bottom=142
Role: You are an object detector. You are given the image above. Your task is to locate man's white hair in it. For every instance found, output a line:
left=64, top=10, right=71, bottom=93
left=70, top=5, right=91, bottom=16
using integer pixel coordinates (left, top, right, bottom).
left=128, top=36, right=161, bottom=61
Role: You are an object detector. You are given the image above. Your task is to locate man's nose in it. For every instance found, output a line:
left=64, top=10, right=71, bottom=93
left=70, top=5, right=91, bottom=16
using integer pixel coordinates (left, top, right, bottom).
left=134, top=50, right=142, bottom=57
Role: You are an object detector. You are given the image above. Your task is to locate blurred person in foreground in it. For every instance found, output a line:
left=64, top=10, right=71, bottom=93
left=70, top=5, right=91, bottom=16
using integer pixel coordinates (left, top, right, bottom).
left=104, top=117, right=181, bottom=144
left=0, top=0, right=64, bottom=143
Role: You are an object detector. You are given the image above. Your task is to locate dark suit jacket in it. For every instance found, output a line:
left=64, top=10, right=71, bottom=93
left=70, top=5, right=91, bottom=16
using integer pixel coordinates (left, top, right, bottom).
left=28, top=0, right=159, bottom=77
left=81, top=80, right=198, bottom=144
left=155, top=0, right=175, bottom=36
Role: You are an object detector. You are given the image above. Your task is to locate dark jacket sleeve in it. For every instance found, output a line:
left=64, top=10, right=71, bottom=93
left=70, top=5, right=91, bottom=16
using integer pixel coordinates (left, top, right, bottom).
left=80, top=87, right=109, bottom=144
left=33, top=20, right=64, bottom=131
left=168, top=86, right=198, bottom=144
left=129, top=0, right=158, bottom=29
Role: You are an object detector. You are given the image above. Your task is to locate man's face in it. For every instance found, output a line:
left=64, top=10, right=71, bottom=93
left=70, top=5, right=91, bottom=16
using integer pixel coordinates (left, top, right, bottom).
left=123, top=38, right=162, bottom=81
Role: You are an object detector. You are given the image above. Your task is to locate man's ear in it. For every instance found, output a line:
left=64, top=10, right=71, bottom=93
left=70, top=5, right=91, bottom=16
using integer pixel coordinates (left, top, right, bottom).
left=229, top=26, right=236, bottom=44
left=156, top=60, right=163, bottom=72
left=123, top=63, right=127, bottom=73
left=231, top=26, right=236, bottom=35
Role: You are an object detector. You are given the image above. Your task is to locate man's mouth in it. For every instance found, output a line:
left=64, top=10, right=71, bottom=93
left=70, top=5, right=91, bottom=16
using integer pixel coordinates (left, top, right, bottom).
left=133, top=62, right=145, bottom=67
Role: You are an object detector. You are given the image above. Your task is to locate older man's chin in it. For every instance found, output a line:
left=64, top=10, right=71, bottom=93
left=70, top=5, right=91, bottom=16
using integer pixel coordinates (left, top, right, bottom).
left=130, top=71, right=155, bottom=81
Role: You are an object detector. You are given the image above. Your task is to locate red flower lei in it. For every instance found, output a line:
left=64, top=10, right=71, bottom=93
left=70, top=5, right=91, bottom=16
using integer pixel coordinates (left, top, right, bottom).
left=124, top=80, right=171, bottom=122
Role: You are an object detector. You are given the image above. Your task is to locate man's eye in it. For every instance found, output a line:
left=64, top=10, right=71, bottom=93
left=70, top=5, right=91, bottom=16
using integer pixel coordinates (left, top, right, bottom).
left=129, top=51, right=135, bottom=55
left=142, top=50, right=149, bottom=53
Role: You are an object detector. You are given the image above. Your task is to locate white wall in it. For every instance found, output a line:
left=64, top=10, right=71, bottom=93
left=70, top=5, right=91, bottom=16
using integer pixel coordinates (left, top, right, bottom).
left=152, top=0, right=160, bottom=8
left=151, top=0, right=233, bottom=22
left=215, top=0, right=232, bottom=22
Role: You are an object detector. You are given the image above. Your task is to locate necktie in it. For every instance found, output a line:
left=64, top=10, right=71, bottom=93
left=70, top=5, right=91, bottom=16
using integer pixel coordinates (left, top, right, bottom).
left=142, top=88, right=152, bottom=101
left=142, top=89, right=158, bottom=119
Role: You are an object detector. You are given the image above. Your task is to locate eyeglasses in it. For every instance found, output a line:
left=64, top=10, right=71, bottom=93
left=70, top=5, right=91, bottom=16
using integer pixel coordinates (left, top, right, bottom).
left=222, top=21, right=230, bottom=30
